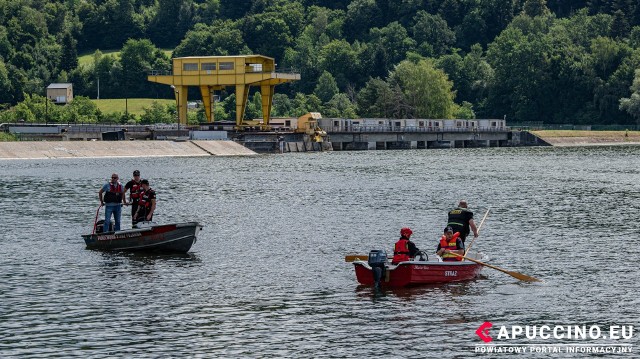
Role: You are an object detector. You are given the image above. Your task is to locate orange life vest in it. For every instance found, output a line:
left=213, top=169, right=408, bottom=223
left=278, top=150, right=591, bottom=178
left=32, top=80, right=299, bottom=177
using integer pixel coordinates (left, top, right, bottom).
left=440, top=232, right=462, bottom=261
left=393, top=238, right=410, bottom=263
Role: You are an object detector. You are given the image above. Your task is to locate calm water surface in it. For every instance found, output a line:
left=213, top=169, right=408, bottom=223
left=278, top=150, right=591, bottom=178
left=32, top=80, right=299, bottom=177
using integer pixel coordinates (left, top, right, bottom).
left=0, top=146, right=639, bottom=358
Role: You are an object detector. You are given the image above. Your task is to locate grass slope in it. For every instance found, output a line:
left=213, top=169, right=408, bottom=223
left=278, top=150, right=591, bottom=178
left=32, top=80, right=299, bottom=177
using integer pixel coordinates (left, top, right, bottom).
left=78, top=49, right=174, bottom=68
left=532, top=130, right=640, bottom=137
left=93, top=98, right=174, bottom=116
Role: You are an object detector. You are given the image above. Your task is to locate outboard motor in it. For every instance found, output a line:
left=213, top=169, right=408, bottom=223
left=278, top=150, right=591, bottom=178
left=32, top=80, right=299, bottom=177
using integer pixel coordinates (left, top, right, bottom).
left=95, top=220, right=113, bottom=234
left=368, top=249, right=388, bottom=291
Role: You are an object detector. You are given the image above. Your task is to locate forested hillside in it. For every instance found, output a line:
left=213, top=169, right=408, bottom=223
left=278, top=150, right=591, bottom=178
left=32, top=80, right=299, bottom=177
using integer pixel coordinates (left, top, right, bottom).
left=1, top=0, right=640, bottom=125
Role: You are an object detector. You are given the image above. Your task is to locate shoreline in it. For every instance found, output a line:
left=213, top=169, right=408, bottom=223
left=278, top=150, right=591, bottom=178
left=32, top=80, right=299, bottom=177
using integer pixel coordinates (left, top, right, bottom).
left=531, top=130, right=640, bottom=147
left=2, top=130, right=640, bottom=159
left=0, top=140, right=257, bottom=159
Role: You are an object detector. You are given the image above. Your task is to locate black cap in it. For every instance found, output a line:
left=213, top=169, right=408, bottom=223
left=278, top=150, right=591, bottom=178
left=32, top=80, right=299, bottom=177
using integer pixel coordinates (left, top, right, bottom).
left=133, top=170, right=140, bottom=176
left=141, top=179, right=149, bottom=185
left=444, top=226, right=454, bottom=233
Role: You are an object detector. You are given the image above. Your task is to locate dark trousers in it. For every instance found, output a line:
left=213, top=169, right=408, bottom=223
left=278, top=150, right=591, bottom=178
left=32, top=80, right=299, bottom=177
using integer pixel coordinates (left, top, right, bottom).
left=135, top=206, right=153, bottom=224
left=459, top=232, right=469, bottom=244
left=131, top=202, right=138, bottom=225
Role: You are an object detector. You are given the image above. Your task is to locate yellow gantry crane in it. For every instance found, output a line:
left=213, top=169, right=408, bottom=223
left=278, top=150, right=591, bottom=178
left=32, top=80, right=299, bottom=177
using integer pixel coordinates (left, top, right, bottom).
left=148, top=55, right=300, bottom=129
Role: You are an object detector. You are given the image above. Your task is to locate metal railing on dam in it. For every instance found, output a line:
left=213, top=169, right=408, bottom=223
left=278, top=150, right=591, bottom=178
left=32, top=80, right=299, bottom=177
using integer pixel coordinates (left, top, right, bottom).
left=324, top=125, right=509, bottom=133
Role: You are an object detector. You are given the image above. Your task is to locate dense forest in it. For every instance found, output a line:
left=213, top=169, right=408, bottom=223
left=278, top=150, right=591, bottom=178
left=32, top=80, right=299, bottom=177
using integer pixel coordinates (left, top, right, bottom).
left=1, top=0, right=640, bottom=125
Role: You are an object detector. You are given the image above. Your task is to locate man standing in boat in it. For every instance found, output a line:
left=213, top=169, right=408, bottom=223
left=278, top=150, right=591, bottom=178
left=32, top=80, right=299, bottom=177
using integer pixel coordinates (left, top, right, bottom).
left=134, top=179, right=156, bottom=224
left=447, top=200, right=478, bottom=243
left=98, top=173, right=126, bottom=232
left=436, top=226, right=465, bottom=261
left=124, top=170, right=142, bottom=227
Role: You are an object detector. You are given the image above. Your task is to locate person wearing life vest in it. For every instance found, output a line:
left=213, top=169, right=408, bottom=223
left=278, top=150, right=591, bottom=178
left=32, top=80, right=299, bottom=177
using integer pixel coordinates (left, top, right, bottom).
left=436, top=226, right=465, bottom=261
left=392, top=227, right=420, bottom=264
left=124, top=169, right=142, bottom=226
left=134, top=179, right=156, bottom=225
left=98, top=173, right=126, bottom=233
left=447, top=200, right=479, bottom=244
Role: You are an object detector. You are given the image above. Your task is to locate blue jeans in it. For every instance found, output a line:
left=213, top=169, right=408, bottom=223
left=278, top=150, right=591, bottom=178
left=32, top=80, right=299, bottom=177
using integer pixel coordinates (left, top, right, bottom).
left=104, top=204, right=122, bottom=232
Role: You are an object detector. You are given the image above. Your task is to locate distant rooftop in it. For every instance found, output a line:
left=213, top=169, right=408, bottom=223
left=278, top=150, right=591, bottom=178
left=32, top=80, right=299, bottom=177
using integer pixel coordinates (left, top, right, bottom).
left=47, top=83, right=73, bottom=89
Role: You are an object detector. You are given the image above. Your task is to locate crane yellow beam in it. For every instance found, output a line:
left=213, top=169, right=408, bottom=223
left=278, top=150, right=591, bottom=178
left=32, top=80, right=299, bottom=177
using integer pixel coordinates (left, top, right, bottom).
left=148, top=55, right=300, bottom=129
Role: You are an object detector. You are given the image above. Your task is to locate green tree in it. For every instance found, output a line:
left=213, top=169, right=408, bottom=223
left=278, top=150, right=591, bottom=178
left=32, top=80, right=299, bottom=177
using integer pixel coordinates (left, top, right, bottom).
left=456, top=9, right=488, bottom=50
left=140, top=101, right=174, bottom=124
left=149, top=0, right=195, bottom=48
left=61, top=96, right=100, bottom=123
left=412, top=11, right=455, bottom=57
left=271, top=93, right=293, bottom=116
left=319, top=39, right=360, bottom=89
left=120, top=39, right=169, bottom=98
left=344, top=0, right=381, bottom=41
left=619, top=69, right=640, bottom=124
left=610, top=9, right=630, bottom=39
left=323, top=92, right=357, bottom=118
left=194, top=0, right=221, bottom=25
left=173, top=21, right=250, bottom=57
left=524, top=0, right=550, bottom=17
left=244, top=91, right=263, bottom=120
left=365, top=22, right=416, bottom=76
left=356, top=77, right=397, bottom=118
left=0, top=59, right=13, bottom=104
left=60, top=29, right=78, bottom=72
left=390, top=58, right=456, bottom=118
left=291, top=92, right=322, bottom=117
left=590, top=36, right=628, bottom=80
left=314, top=71, right=339, bottom=103
left=453, top=101, right=475, bottom=119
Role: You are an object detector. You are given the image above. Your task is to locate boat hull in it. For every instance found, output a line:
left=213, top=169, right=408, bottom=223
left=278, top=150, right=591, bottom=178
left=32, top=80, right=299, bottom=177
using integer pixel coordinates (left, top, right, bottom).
left=82, top=222, right=203, bottom=253
left=354, top=260, right=483, bottom=287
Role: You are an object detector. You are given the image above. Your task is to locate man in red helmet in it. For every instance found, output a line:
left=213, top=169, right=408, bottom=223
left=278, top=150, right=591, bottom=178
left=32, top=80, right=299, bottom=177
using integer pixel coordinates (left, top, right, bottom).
left=392, top=227, right=420, bottom=264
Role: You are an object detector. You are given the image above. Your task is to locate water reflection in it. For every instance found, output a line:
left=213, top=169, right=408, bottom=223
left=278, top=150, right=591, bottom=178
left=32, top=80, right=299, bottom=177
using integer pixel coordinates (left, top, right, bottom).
left=355, top=279, right=483, bottom=302
left=98, top=251, right=201, bottom=265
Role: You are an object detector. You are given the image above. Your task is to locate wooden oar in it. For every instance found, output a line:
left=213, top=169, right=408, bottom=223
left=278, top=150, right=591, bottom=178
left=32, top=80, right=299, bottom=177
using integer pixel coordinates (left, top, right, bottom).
left=464, top=207, right=490, bottom=256
left=449, top=252, right=541, bottom=282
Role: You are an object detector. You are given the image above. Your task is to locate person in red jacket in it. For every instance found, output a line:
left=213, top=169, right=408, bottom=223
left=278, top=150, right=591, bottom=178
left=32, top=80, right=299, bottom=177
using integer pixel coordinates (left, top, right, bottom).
left=436, top=226, right=465, bottom=261
left=392, top=227, right=420, bottom=264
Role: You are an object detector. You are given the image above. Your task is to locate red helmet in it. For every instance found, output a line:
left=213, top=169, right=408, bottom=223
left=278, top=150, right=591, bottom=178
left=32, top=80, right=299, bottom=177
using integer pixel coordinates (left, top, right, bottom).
left=400, top=227, right=413, bottom=238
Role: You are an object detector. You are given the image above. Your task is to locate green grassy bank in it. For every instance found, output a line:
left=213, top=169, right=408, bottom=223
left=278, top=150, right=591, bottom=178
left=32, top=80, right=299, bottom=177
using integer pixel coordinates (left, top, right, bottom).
left=93, top=98, right=174, bottom=116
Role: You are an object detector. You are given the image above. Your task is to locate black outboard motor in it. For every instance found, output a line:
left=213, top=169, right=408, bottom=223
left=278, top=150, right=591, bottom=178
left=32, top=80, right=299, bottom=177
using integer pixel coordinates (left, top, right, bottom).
left=95, top=220, right=113, bottom=234
left=368, top=249, right=388, bottom=291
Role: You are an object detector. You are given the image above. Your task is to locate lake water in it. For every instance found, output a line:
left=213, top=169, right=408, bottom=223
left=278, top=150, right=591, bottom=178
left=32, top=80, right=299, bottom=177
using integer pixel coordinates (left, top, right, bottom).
left=0, top=146, right=638, bottom=358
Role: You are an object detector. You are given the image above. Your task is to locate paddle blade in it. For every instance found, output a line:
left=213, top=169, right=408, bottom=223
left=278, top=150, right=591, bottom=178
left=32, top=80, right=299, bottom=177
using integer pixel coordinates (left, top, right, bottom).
left=450, top=252, right=542, bottom=282
left=345, top=254, right=368, bottom=262
left=506, top=270, right=541, bottom=282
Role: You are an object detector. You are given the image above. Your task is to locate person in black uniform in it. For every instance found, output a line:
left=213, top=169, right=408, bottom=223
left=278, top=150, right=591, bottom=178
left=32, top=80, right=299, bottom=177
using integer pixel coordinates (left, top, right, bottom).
left=124, top=170, right=142, bottom=226
left=447, top=200, right=478, bottom=244
left=134, top=179, right=156, bottom=224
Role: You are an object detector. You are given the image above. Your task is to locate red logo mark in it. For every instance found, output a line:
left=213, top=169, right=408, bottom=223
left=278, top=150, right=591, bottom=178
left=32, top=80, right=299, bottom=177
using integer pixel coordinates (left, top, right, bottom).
left=476, top=322, right=493, bottom=343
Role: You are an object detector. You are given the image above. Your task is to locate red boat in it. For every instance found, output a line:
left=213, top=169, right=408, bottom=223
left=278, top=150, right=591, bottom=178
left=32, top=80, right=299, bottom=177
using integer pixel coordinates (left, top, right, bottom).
left=352, top=251, right=487, bottom=288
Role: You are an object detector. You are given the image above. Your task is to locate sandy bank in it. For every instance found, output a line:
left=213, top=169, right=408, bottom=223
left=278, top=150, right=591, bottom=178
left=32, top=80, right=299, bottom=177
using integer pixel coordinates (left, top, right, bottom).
left=531, top=130, right=640, bottom=147
left=0, top=140, right=257, bottom=159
